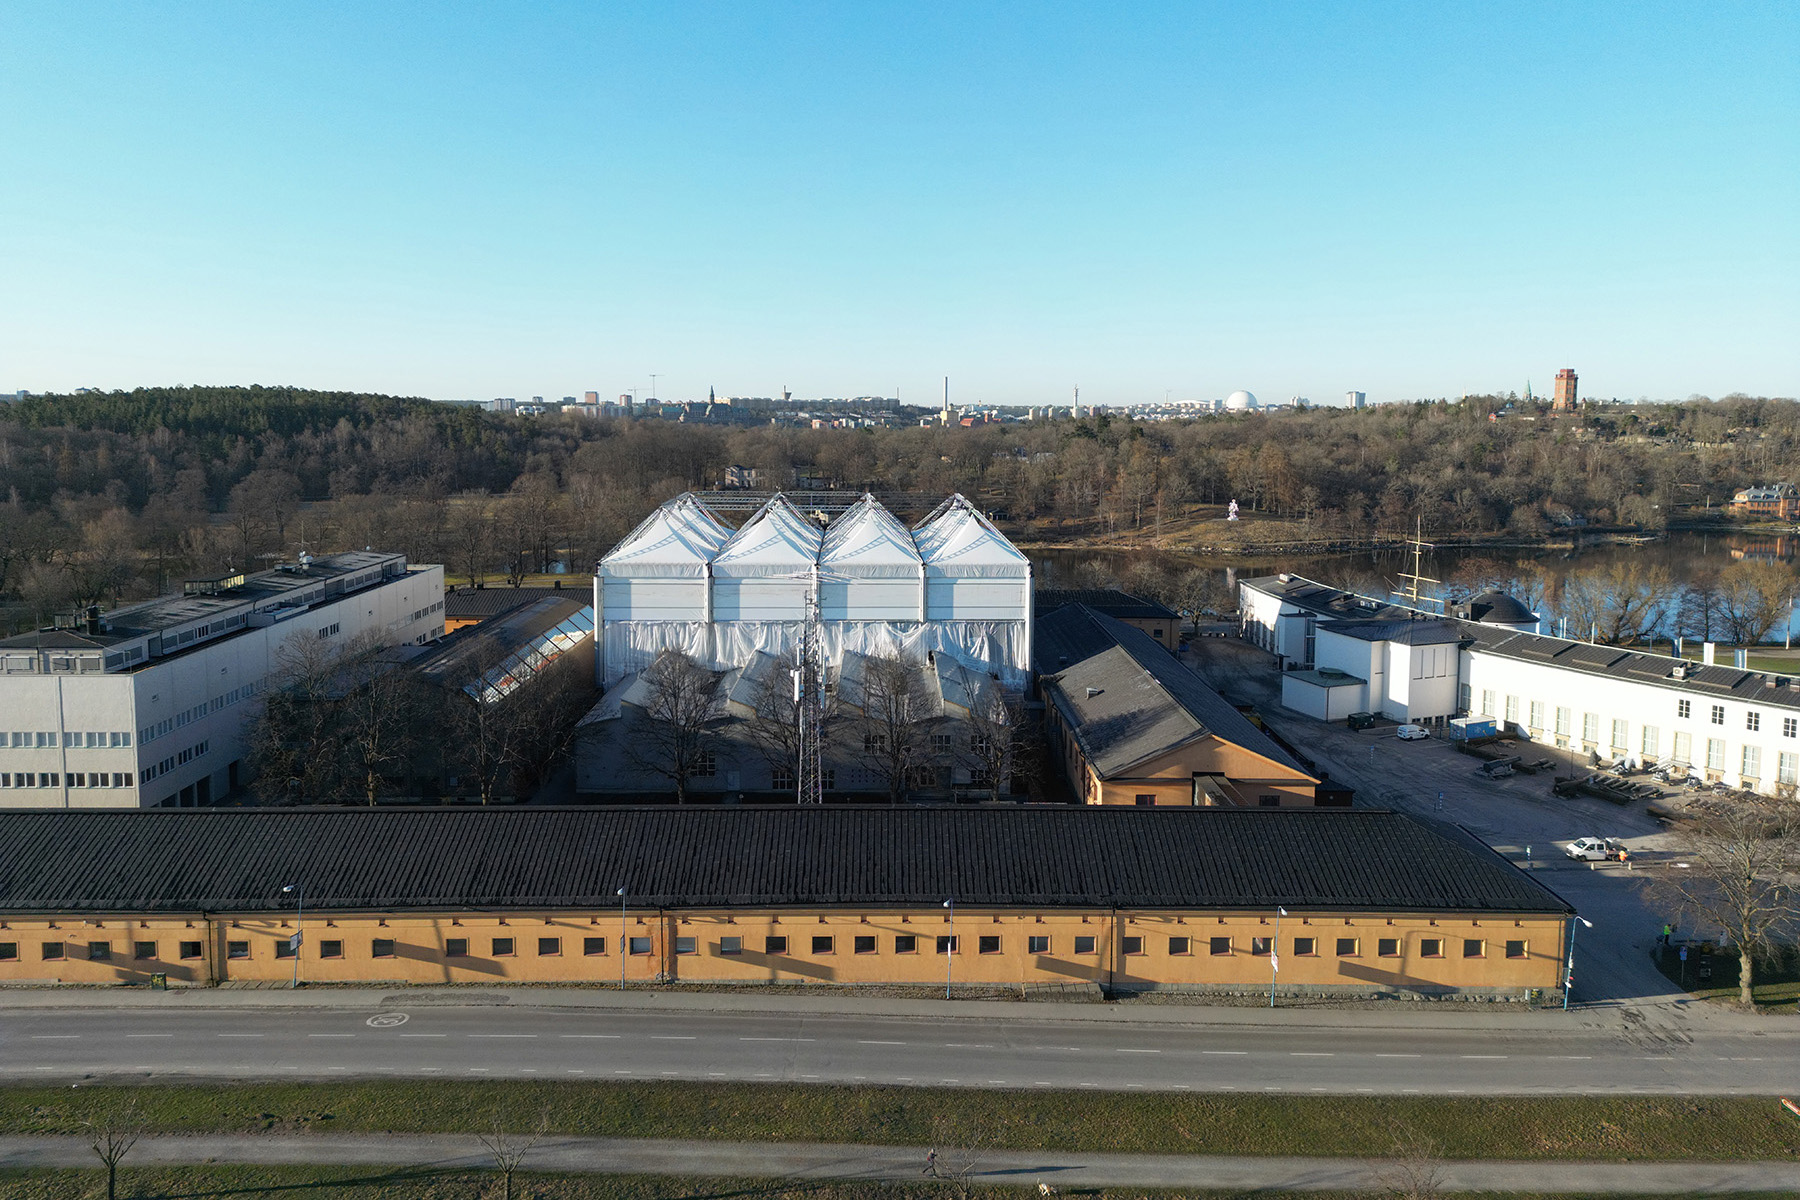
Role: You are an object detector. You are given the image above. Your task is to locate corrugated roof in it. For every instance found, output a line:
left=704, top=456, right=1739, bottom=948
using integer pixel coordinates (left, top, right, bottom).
left=443, top=586, right=570, bottom=622
left=1034, top=589, right=1178, bottom=622
left=0, top=808, right=1569, bottom=915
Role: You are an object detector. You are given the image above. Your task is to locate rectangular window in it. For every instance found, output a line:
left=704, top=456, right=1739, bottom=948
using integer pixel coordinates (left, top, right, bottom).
left=1505, top=694, right=1520, bottom=724
left=1747, top=711, right=1761, bottom=732
left=894, top=935, right=917, bottom=954
left=1169, top=936, right=1191, bottom=955
left=771, top=766, right=795, bottom=791
left=1612, top=719, right=1629, bottom=751
left=628, top=936, right=652, bottom=955
left=43, top=942, right=65, bottom=960
left=1463, top=939, right=1485, bottom=958
left=1258, top=794, right=1280, bottom=806
left=445, top=938, right=469, bottom=957
left=1742, top=745, right=1761, bottom=779
left=227, top=941, right=250, bottom=960
left=371, top=939, right=395, bottom=959
left=1505, top=940, right=1527, bottom=959
left=1336, top=937, right=1358, bottom=957
left=133, top=941, right=156, bottom=961
left=1074, top=935, right=1097, bottom=955
left=811, top=935, right=834, bottom=955
left=1780, top=752, right=1799, bottom=786
left=694, top=751, right=716, bottom=777
left=716, top=937, right=739, bottom=956
left=87, top=941, right=111, bottom=961
left=320, top=940, right=343, bottom=959
left=1554, top=706, right=1571, bottom=736
left=674, top=937, right=696, bottom=955
left=1529, top=701, right=1546, bottom=731
left=978, top=935, right=1001, bottom=954
left=0, top=943, right=15, bottom=961
left=180, top=941, right=202, bottom=960
left=1678, top=699, right=1691, bottom=719
left=537, top=937, right=561, bottom=957
left=1673, top=731, right=1692, bottom=764
left=1707, top=738, right=1726, bottom=771
left=764, top=936, right=788, bottom=955
left=1377, top=938, right=1399, bottom=957
left=1028, top=935, right=1049, bottom=954
left=1784, top=717, right=1797, bottom=739
left=1711, top=704, right=1725, bottom=726
left=1642, top=725, right=1660, bottom=757
left=1481, top=689, right=1495, bottom=717
left=1134, top=793, right=1155, bottom=806
left=584, top=937, right=607, bottom=956
left=853, top=935, right=877, bottom=954
left=1250, top=937, right=1271, bottom=956
left=936, top=935, right=959, bottom=954
left=1420, top=938, right=1443, bottom=958
left=1121, top=935, right=1144, bottom=955
left=492, top=937, right=515, bottom=957
left=1294, top=937, right=1317, bottom=957
left=1582, top=712, right=1600, bottom=743
left=1210, top=936, right=1232, bottom=955
left=275, top=941, right=296, bottom=960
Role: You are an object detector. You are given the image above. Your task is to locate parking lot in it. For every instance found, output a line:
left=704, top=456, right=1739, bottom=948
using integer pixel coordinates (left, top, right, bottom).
left=1185, top=636, right=1703, bottom=1021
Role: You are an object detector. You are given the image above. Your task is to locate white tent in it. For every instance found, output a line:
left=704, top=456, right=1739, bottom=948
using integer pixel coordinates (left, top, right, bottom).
left=598, top=493, right=731, bottom=621
left=911, top=494, right=1031, bottom=620
left=709, top=494, right=822, bottom=621
left=818, top=494, right=924, bottom=621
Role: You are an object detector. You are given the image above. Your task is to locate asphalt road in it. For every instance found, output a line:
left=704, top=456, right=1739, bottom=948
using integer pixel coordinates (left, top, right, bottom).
left=2, top=1004, right=1793, bottom=1094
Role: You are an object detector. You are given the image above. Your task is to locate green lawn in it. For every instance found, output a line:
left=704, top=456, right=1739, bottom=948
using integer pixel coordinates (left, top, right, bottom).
left=4, top=1083, right=1799, bottom=1162
left=1650, top=946, right=1800, bottom=1012
left=0, top=1167, right=1784, bottom=1200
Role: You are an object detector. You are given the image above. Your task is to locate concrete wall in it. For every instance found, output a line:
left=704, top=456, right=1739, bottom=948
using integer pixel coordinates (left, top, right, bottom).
left=0, top=906, right=1568, bottom=997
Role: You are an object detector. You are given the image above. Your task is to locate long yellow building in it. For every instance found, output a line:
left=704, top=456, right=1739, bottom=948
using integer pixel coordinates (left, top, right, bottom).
left=0, top=807, right=1569, bottom=1000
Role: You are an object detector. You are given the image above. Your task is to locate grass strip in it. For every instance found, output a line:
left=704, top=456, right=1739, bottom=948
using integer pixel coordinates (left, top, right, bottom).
left=4, top=1082, right=1800, bottom=1161
left=0, top=1167, right=1773, bottom=1200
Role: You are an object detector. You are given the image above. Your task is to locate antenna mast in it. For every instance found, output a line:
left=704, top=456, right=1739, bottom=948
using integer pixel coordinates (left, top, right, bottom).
left=795, top=573, right=826, bottom=804
left=1393, top=516, right=1442, bottom=609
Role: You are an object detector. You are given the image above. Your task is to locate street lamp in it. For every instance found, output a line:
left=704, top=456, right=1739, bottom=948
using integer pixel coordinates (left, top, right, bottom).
left=280, top=884, right=304, bottom=989
left=1269, top=906, right=1287, bottom=1008
left=617, top=888, right=627, bottom=990
left=943, top=898, right=954, bottom=999
left=1563, top=915, right=1594, bottom=1011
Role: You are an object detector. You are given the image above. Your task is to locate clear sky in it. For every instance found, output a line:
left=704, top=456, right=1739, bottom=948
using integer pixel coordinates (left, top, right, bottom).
left=2, top=3, right=1795, bottom=406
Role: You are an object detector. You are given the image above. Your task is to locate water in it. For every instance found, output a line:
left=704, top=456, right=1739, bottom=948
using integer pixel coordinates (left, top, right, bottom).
left=1032, top=531, right=1800, bottom=644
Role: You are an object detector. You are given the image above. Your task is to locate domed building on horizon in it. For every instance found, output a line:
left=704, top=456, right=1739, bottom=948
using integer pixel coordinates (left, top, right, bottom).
left=1223, top=389, right=1258, bottom=412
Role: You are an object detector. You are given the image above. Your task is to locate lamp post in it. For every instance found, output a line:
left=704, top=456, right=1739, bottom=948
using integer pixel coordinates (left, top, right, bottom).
left=617, top=888, right=627, bottom=991
left=1563, top=916, right=1593, bottom=1011
left=280, top=884, right=304, bottom=989
left=1270, top=907, right=1286, bottom=1008
left=943, top=898, right=954, bottom=999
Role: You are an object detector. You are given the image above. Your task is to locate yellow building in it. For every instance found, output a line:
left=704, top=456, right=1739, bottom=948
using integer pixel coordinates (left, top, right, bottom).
left=0, top=807, right=1570, bottom=1001
left=1035, top=605, right=1321, bottom=806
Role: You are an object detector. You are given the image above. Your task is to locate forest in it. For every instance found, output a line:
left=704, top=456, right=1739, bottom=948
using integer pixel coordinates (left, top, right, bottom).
left=2, top=385, right=1798, bottom=640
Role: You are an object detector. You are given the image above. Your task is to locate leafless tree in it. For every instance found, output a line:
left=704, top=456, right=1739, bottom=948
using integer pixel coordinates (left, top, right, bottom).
left=853, top=655, right=939, bottom=804
left=627, top=649, right=722, bottom=803
left=478, top=1106, right=550, bottom=1200
left=247, top=627, right=354, bottom=801
left=328, top=632, right=423, bottom=805
left=1558, top=561, right=1677, bottom=645
left=1715, top=561, right=1797, bottom=646
left=961, top=683, right=1021, bottom=803
left=1367, top=1131, right=1447, bottom=1199
left=1642, top=800, right=1800, bottom=1006
left=743, top=651, right=809, bottom=794
left=86, top=1098, right=146, bottom=1200
left=447, top=493, right=493, bottom=588
left=927, top=1113, right=993, bottom=1200
left=444, top=649, right=593, bottom=804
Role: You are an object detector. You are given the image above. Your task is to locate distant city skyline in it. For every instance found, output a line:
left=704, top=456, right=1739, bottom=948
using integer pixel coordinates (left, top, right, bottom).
left=2, top=4, right=1794, bottom=402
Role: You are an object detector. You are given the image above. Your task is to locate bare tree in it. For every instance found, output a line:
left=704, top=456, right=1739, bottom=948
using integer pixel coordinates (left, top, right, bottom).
left=86, top=1099, right=146, bottom=1200
left=447, top=493, right=493, bottom=588
left=327, top=632, right=422, bottom=805
left=1715, top=561, right=1796, bottom=646
left=444, top=649, right=593, bottom=804
left=627, top=649, right=722, bottom=803
left=1558, top=561, right=1677, bottom=644
left=927, top=1113, right=992, bottom=1200
left=478, top=1106, right=550, bottom=1200
left=853, top=655, right=939, bottom=804
left=1367, top=1131, right=1447, bottom=1199
left=961, top=683, right=1021, bottom=803
left=743, top=651, right=810, bottom=794
left=247, top=628, right=354, bottom=802
left=1642, top=800, right=1800, bottom=1007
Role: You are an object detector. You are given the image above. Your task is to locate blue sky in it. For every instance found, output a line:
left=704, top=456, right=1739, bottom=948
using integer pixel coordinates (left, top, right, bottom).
left=2, top=3, right=1795, bottom=405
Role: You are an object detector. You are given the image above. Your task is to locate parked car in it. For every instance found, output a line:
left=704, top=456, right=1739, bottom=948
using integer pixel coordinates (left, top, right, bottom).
left=1565, top=836, right=1613, bottom=861
left=1395, top=724, right=1430, bottom=740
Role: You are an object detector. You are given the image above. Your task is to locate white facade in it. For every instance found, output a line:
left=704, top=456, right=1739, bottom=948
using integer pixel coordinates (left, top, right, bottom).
left=597, top=493, right=1032, bottom=688
left=1313, top=626, right=1460, bottom=723
left=0, top=554, right=445, bottom=810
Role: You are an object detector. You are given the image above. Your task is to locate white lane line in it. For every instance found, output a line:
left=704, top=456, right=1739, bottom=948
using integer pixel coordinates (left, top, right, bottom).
left=1553, top=1055, right=1593, bottom=1060
left=1117, top=1048, right=1160, bottom=1054
left=1461, top=1055, right=1508, bottom=1060
left=469, top=1034, right=537, bottom=1039
left=419, top=1067, right=443, bottom=1073
left=741, top=1037, right=816, bottom=1042
left=560, top=1035, right=620, bottom=1040
left=30, top=1035, right=80, bottom=1040
left=1376, top=1053, right=1421, bottom=1058
left=987, top=1080, right=1007, bottom=1084
left=858, top=1040, right=907, bottom=1045
left=709, top=1072, right=726, bottom=1077
left=1126, top=1083, right=1144, bottom=1089
left=308, top=1034, right=355, bottom=1039
left=943, top=1044, right=994, bottom=1049
left=400, top=1034, right=447, bottom=1038
left=651, top=1036, right=697, bottom=1041
left=1290, top=1052, right=1334, bottom=1057
left=1202, top=1050, right=1247, bottom=1056
left=567, top=1070, right=586, bottom=1075
left=126, top=1034, right=173, bottom=1039
left=217, top=1034, right=264, bottom=1038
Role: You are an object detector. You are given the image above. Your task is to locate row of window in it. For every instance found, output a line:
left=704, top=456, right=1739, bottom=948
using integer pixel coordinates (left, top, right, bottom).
left=0, top=772, right=134, bottom=789
left=7, top=933, right=1531, bottom=965
left=141, top=681, right=264, bottom=746
left=411, top=600, right=445, bottom=623
left=5, top=731, right=132, bottom=749
left=1479, top=692, right=1800, bottom=783
left=318, top=622, right=342, bottom=640
left=142, top=741, right=209, bottom=784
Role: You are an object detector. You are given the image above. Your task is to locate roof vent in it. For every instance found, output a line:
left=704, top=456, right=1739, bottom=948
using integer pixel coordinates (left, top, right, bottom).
left=1086, top=687, right=1101, bottom=698
left=1671, top=663, right=1687, bottom=680
left=1277, top=573, right=1291, bottom=583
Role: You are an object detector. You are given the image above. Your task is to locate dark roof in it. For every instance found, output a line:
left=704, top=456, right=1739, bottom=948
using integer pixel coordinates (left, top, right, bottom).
left=1240, top=575, right=1421, bottom=622
left=1319, top=618, right=1466, bottom=646
left=1035, top=606, right=1310, bottom=777
left=1034, top=588, right=1179, bottom=622
left=0, top=807, right=1569, bottom=916
left=444, top=586, right=574, bottom=622
left=1464, top=591, right=1537, bottom=625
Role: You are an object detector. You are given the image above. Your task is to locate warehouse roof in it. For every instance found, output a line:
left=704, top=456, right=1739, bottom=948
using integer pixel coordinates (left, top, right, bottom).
left=443, top=586, right=570, bottom=623
left=1460, top=623, right=1800, bottom=709
left=0, top=807, right=1569, bottom=915
left=1033, top=588, right=1179, bottom=622
left=1321, top=618, right=1467, bottom=646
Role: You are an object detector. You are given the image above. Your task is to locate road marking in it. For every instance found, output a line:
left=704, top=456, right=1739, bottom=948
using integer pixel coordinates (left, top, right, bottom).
left=943, top=1043, right=994, bottom=1049
left=651, top=1035, right=697, bottom=1040
left=217, top=1034, right=264, bottom=1038
left=1460, top=1055, right=1508, bottom=1060
left=468, top=1068, right=491, bottom=1073
left=1036, top=1081, right=1053, bottom=1086
left=568, top=1070, right=587, bottom=1075
left=308, top=1034, right=355, bottom=1039
left=1290, top=1052, right=1334, bottom=1057
left=125, top=1034, right=172, bottom=1039
left=328, top=1067, right=347, bottom=1072
left=560, top=1034, right=620, bottom=1040
left=741, top=1037, right=816, bottom=1042
left=1117, top=1048, right=1160, bottom=1054
left=708, top=1072, right=726, bottom=1077
left=858, top=1040, right=906, bottom=1045
left=1553, top=1055, right=1593, bottom=1060
left=988, top=1080, right=1007, bottom=1084
left=419, top=1067, right=443, bottom=1073
left=30, top=1035, right=80, bottom=1040
left=1126, top=1083, right=1144, bottom=1089
left=469, top=1034, right=537, bottom=1039
left=1376, top=1053, right=1421, bottom=1058
left=1174, top=1084, right=1190, bottom=1090
left=1202, top=1050, right=1247, bottom=1056
left=399, top=1034, right=446, bottom=1038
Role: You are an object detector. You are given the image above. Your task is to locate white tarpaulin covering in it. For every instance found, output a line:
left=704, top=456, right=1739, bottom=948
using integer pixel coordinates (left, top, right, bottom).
left=599, top=494, right=733, bottom=621
left=710, top=496, right=821, bottom=620
left=819, top=494, right=924, bottom=621
left=601, top=619, right=1026, bottom=688
left=912, top=494, right=1031, bottom=620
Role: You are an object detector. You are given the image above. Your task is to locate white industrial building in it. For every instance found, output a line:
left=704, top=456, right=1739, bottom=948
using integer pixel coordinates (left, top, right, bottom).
left=1244, top=573, right=1800, bottom=798
left=0, top=552, right=445, bottom=809
left=595, top=492, right=1032, bottom=688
